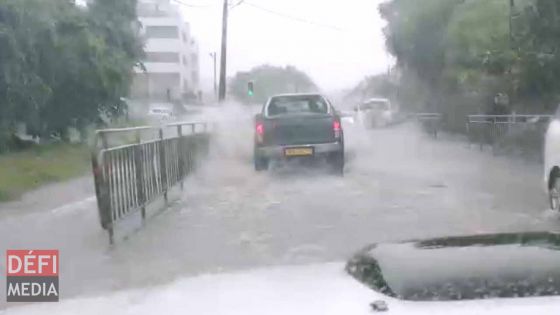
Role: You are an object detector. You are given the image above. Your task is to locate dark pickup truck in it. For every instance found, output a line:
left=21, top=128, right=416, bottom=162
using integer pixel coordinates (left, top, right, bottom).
left=253, top=93, right=344, bottom=174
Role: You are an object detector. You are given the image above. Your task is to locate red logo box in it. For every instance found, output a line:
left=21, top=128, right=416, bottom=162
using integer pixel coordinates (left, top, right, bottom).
left=6, top=250, right=59, bottom=302
left=7, top=250, right=58, bottom=276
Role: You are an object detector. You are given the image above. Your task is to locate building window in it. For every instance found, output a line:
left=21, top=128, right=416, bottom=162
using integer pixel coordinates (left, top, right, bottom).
left=191, top=71, right=199, bottom=84
left=191, top=54, right=198, bottom=65
left=182, top=55, right=188, bottom=66
left=182, top=32, right=188, bottom=42
left=145, top=26, right=179, bottom=38
left=147, top=72, right=181, bottom=100
left=145, top=52, right=180, bottom=63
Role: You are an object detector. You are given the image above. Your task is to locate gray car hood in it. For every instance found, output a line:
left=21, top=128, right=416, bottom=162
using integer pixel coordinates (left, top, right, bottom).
left=4, top=262, right=560, bottom=315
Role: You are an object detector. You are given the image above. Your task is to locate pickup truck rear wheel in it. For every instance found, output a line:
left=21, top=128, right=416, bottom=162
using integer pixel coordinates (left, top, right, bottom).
left=328, top=152, right=344, bottom=176
left=254, top=155, right=269, bottom=172
left=550, top=176, right=560, bottom=211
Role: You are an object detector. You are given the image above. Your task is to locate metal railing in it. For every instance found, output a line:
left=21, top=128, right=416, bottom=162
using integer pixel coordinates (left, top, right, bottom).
left=466, top=114, right=552, bottom=151
left=91, top=122, right=211, bottom=244
left=411, top=113, right=443, bottom=138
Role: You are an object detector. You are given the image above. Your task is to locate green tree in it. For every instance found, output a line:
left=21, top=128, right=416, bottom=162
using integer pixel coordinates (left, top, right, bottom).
left=514, top=0, right=560, bottom=106
left=380, top=0, right=461, bottom=93
left=0, top=0, right=143, bottom=150
left=0, top=0, right=57, bottom=147
left=444, top=0, right=510, bottom=88
left=380, top=0, right=508, bottom=130
left=347, top=74, right=397, bottom=101
left=380, top=0, right=560, bottom=131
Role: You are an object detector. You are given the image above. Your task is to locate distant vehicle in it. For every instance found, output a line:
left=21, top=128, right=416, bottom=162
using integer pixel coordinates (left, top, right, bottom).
left=544, top=109, right=560, bottom=210
left=253, top=93, right=344, bottom=174
left=355, top=98, right=393, bottom=128
left=339, top=110, right=355, bottom=124
left=147, top=104, right=174, bottom=122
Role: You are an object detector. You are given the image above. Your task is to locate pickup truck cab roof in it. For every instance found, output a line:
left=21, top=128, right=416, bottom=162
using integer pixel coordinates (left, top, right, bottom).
left=264, top=94, right=333, bottom=117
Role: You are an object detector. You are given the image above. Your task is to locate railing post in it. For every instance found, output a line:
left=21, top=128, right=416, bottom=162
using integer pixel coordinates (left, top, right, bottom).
left=509, top=112, right=515, bottom=134
left=134, top=130, right=146, bottom=222
left=201, top=123, right=210, bottom=156
left=177, top=125, right=184, bottom=190
left=433, top=117, right=438, bottom=139
left=192, top=124, right=198, bottom=170
left=466, top=120, right=471, bottom=147
left=479, top=120, right=484, bottom=151
left=92, top=133, right=108, bottom=235
left=158, top=128, right=168, bottom=205
left=491, top=118, right=498, bottom=155
left=99, top=132, right=114, bottom=245
left=91, top=122, right=213, bottom=244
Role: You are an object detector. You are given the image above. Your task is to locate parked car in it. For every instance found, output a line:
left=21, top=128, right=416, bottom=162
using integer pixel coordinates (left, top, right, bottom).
left=147, top=104, right=174, bottom=122
left=355, top=98, right=393, bottom=128
left=253, top=93, right=344, bottom=174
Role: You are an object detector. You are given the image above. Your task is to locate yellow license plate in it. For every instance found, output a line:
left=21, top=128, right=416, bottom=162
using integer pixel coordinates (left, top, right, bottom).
left=284, top=147, right=314, bottom=157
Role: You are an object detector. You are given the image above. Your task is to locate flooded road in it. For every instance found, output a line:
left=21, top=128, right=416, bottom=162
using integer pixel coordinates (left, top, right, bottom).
left=1, top=112, right=558, bottom=309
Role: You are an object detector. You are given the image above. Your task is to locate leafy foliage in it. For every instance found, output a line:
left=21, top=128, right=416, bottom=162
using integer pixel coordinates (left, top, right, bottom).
left=380, top=0, right=461, bottom=90
left=381, top=0, right=560, bottom=127
left=0, top=0, right=143, bottom=151
left=229, top=65, right=318, bottom=104
left=347, top=74, right=397, bottom=102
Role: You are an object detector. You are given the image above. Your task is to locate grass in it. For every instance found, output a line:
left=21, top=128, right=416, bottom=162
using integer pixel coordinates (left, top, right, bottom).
left=0, top=143, right=90, bottom=202
left=0, top=119, right=153, bottom=202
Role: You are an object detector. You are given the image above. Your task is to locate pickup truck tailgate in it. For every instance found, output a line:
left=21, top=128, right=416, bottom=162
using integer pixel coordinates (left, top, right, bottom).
left=264, top=114, right=335, bottom=146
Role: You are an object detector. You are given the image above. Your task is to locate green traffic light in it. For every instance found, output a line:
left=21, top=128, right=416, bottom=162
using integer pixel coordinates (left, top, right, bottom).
left=248, top=81, right=254, bottom=97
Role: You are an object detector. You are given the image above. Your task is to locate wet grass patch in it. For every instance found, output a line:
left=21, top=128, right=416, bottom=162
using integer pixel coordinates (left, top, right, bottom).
left=0, top=144, right=90, bottom=202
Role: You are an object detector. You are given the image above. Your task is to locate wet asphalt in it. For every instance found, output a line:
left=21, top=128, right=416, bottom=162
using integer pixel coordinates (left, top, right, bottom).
left=1, top=113, right=558, bottom=308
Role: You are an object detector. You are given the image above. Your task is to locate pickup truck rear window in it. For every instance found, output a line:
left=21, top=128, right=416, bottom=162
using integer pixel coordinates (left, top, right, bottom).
left=268, top=96, right=329, bottom=116
left=361, top=101, right=390, bottom=111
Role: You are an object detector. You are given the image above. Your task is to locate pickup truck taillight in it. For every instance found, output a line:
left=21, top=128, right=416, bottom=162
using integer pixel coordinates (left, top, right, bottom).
left=256, top=122, right=264, bottom=144
left=333, top=119, right=341, bottom=139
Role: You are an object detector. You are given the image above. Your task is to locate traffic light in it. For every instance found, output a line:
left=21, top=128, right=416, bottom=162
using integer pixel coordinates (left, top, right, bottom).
left=248, top=81, right=254, bottom=97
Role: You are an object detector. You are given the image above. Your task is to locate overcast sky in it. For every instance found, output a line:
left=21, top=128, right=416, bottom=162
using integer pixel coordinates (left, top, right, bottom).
left=179, top=0, right=392, bottom=92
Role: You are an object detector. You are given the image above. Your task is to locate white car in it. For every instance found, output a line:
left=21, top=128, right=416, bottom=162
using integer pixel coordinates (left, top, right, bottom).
left=544, top=110, right=560, bottom=210
left=7, top=232, right=560, bottom=315
left=355, top=98, right=394, bottom=128
left=147, top=106, right=173, bottom=122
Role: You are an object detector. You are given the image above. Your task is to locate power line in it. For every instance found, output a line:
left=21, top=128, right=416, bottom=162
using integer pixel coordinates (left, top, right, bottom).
left=172, top=0, right=353, bottom=32
left=243, top=2, right=348, bottom=33
left=171, top=0, right=215, bottom=8
left=229, top=0, right=244, bottom=9
left=172, top=0, right=242, bottom=9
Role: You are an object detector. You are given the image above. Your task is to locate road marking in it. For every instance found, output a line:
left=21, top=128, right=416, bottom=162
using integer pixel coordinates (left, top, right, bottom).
left=51, top=196, right=96, bottom=215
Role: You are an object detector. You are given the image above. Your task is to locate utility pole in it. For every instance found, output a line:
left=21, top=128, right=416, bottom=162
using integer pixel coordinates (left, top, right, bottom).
left=509, top=0, right=514, bottom=48
left=209, top=52, right=217, bottom=100
left=218, top=0, right=228, bottom=101
left=508, top=0, right=515, bottom=112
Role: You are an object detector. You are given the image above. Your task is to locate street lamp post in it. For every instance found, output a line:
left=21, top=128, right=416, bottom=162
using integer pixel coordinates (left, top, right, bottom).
left=209, top=52, right=217, bottom=100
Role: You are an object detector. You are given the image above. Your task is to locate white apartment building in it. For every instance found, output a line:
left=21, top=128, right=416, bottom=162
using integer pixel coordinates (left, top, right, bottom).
left=131, top=0, right=200, bottom=102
